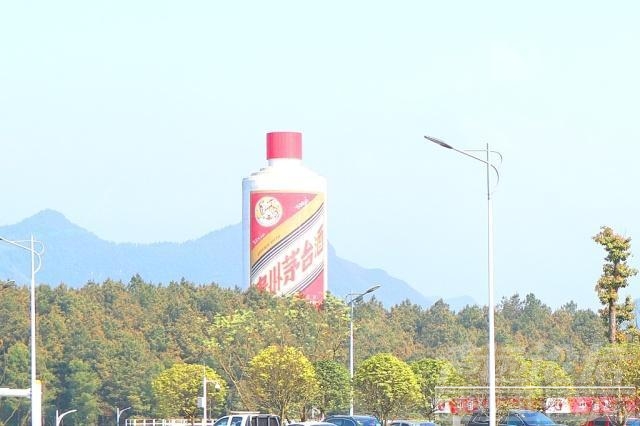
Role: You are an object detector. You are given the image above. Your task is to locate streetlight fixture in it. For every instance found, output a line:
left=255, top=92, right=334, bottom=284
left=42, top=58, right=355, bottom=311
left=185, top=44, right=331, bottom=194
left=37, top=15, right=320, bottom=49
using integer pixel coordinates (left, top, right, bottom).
left=55, top=409, right=77, bottom=426
left=201, top=373, right=221, bottom=426
left=424, top=135, right=501, bottom=426
left=345, top=284, right=381, bottom=416
left=116, top=406, right=131, bottom=426
left=0, top=235, right=44, bottom=426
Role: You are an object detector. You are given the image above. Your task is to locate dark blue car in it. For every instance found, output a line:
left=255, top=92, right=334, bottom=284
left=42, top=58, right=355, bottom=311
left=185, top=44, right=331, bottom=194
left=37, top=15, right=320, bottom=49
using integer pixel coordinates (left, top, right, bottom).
left=324, top=415, right=381, bottom=426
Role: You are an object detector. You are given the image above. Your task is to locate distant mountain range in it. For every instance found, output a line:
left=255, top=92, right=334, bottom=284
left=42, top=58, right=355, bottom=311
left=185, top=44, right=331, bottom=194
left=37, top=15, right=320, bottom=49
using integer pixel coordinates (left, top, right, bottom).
left=0, top=210, right=476, bottom=309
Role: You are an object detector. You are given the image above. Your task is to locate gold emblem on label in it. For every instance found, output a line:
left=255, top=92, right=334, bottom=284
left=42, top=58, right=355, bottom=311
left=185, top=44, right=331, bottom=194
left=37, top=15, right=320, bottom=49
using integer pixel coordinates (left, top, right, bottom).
left=255, top=196, right=283, bottom=227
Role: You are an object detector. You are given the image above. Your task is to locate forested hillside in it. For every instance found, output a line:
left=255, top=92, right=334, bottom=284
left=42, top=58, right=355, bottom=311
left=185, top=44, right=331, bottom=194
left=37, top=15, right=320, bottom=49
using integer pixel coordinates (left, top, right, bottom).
left=0, top=209, right=435, bottom=309
left=0, top=277, right=636, bottom=425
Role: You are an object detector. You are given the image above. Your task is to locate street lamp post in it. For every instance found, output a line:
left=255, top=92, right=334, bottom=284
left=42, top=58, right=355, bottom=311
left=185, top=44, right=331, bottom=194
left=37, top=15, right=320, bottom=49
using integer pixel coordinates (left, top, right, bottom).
left=345, top=284, right=381, bottom=416
left=202, top=373, right=221, bottom=426
left=116, top=406, right=131, bottom=426
left=0, top=235, right=44, bottom=426
left=424, top=135, right=501, bottom=426
left=55, top=409, right=77, bottom=426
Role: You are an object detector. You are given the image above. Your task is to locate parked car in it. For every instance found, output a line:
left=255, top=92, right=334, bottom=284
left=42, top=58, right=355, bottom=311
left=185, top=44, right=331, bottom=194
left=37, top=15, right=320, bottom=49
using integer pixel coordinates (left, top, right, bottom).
left=582, top=416, right=640, bottom=426
left=390, top=420, right=438, bottom=426
left=214, top=412, right=281, bottom=426
left=463, top=411, right=490, bottom=426
left=288, top=422, right=336, bottom=426
left=324, top=415, right=381, bottom=426
left=498, top=410, right=561, bottom=426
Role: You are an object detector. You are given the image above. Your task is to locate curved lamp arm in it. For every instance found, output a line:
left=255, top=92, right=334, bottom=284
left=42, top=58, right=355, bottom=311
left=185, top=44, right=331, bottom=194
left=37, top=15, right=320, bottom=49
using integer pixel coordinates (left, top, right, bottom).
left=424, top=135, right=501, bottom=191
left=0, top=236, right=45, bottom=274
left=344, top=284, right=381, bottom=306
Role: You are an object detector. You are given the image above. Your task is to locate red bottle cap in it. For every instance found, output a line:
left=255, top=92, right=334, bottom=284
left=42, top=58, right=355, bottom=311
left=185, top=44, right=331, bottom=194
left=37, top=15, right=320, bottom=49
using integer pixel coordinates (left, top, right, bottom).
left=266, top=132, right=302, bottom=159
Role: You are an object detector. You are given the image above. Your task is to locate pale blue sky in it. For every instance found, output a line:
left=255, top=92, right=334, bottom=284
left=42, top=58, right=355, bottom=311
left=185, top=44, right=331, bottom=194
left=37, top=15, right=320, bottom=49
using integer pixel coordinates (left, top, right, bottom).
left=2, top=1, right=639, bottom=310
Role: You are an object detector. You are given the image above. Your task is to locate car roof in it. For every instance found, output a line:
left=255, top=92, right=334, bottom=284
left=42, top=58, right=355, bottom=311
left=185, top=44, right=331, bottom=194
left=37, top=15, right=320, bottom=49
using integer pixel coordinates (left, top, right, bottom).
left=326, top=416, right=377, bottom=419
left=289, top=423, right=336, bottom=426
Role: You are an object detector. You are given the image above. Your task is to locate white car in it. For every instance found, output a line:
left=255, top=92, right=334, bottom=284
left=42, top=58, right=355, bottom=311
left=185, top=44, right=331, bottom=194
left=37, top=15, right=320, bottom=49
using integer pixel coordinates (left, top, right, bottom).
left=214, top=413, right=281, bottom=426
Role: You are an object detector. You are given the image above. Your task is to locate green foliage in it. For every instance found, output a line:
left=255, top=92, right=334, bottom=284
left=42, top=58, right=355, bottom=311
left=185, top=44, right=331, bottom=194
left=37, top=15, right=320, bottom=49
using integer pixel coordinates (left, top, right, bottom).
left=520, top=359, right=574, bottom=411
left=458, top=345, right=575, bottom=415
left=354, top=353, right=421, bottom=423
left=312, top=360, right=350, bottom=417
left=593, top=226, right=638, bottom=343
left=389, top=301, right=426, bottom=358
left=551, top=302, right=608, bottom=373
left=152, top=363, right=227, bottom=421
left=528, top=359, right=573, bottom=387
left=247, top=345, right=319, bottom=421
left=411, top=358, right=463, bottom=419
left=578, top=343, right=640, bottom=387
left=59, top=359, right=99, bottom=425
left=0, top=342, right=30, bottom=424
left=456, top=304, right=488, bottom=347
left=0, top=271, right=633, bottom=423
left=207, top=307, right=274, bottom=408
left=577, top=344, right=640, bottom=426
left=206, top=291, right=350, bottom=410
left=420, top=300, right=466, bottom=352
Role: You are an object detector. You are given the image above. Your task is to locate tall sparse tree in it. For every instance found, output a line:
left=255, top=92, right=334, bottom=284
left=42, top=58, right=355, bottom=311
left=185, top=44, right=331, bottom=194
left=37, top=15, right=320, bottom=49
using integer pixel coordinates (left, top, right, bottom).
left=593, top=226, right=638, bottom=343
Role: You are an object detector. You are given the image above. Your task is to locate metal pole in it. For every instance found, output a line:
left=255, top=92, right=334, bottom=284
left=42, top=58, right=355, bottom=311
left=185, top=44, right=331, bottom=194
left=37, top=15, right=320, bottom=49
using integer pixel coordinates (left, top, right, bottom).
left=486, top=144, right=497, bottom=426
left=0, top=236, right=44, bottom=426
left=349, top=302, right=354, bottom=416
left=425, top=136, right=500, bottom=426
left=117, top=406, right=131, bottom=425
left=345, top=284, right=380, bottom=416
left=56, top=409, right=77, bottom=426
left=31, top=236, right=41, bottom=426
left=203, top=373, right=208, bottom=426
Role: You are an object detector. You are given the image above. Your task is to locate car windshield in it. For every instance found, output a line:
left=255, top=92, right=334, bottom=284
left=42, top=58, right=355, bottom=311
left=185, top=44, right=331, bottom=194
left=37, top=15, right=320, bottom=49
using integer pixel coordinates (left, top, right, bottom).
left=353, top=417, right=381, bottom=426
left=473, top=414, right=490, bottom=424
left=519, top=412, right=555, bottom=425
